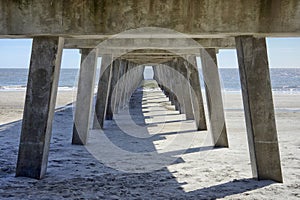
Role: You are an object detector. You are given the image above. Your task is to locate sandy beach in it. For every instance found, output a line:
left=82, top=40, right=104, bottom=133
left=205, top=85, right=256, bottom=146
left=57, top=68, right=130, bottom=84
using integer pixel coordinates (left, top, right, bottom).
left=0, top=90, right=77, bottom=125
left=0, top=88, right=299, bottom=199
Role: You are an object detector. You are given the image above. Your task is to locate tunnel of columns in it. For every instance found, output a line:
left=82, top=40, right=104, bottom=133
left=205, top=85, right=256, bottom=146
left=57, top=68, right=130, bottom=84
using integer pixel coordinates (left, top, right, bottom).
left=2, top=0, right=298, bottom=183
left=15, top=43, right=282, bottom=183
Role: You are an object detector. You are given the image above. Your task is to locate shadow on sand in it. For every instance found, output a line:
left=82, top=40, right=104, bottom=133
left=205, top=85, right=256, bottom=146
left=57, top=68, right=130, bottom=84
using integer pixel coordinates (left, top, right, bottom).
left=0, top=87, right=275, bottom=199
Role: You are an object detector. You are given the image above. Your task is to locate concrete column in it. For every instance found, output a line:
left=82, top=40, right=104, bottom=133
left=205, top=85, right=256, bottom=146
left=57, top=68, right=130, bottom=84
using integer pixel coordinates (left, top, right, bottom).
left=171, top=59, right=185, bottom=113
left=201, top=48, right=228, bottom=147
left=153, top=65, right=158, bottom=81
left=106, top=58, right=120, bottom=120
left=186, top=56, right=207, bottom=131
left=16, top=36, right=64, bottom=179
left=114, top=59, right=126, bottom=112
left=123, top=61, right=131, bottom=108
left=155, top=65, right=165, bottom=93
left=72, top=48, right=98, bottom=145
left=161, top=65, right=170, bottom=97
left=177, top=58, right=194, bottom=120
left=93, top=55, right=113, bottom=129
left=235, top=36, right=282, bottom=182
left=154, top=65, right=162, bottom=90
left=158, top=65, right=166, bottom=96
left=130, top=63, right=139, bottom=100
left=120, top=60, right=129, bottom=110
left=164, top=63, right=176, bottom=106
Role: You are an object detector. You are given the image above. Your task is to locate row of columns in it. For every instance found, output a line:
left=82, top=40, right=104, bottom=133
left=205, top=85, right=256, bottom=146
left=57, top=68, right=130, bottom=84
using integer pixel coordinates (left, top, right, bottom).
left=15, top=35, right=282, bottom=183
left=152, top=54, right=228, bottom=148
left=94, top=58, right=144, bottom=130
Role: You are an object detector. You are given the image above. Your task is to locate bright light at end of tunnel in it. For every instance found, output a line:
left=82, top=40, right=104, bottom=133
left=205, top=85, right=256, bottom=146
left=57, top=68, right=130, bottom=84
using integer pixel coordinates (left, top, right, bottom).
left=144, top=66, right=154, bottom=79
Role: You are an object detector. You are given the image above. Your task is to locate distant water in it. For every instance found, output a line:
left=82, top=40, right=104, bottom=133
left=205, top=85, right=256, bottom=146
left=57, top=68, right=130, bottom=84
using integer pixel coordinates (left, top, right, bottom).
left=217, top=68, right=300, bottom=93
left=0, top=68, right=78, bottom=91
left=0, top=68, right=299, bottom=93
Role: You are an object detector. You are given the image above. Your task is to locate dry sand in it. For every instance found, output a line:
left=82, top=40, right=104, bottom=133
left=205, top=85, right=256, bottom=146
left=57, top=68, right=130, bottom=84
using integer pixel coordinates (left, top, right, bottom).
left=0, top=90, right=77, bottom=125
left=0, top=88, right=299, bottom=199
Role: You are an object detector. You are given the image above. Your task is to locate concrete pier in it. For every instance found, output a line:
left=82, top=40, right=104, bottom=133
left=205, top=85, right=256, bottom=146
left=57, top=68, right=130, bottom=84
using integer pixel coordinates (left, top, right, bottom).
left=93, top=55, right=113, bottom=129
left=72, top=49, right=98, bottom=145
left=16, top=37, right=64, bottom=179
left=168, top=61, right=182, bottom=112
left=2, top=0, right=295, bottom=182
left=201, top=48, right=229, bottom=147
left=106, top=58, right=120, bottom=120
left=176, top=58, right=194, bottom=120
left=186, top=56, right=207, bottom=131
left=235, top=36, right=283, bottom=182
left=119, top=60, right=129, bottom=110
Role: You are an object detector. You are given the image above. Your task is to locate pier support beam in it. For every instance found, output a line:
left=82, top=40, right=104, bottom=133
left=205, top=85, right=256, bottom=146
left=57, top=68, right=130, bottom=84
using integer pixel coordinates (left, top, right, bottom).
left=169, top=61, right=181, bottom=112
left=177, top=58, right=194, bottom=120
left=201, top=48, right=228, bottom=147
left=235, top=36, right=283, bottom=182
left=93, top=55, right=112, bottom=129
left=16, top=36, right=64, bottom=179
left=72, top=48, right=97, bottom=145
left=186, top=56, right=207, bottom=131
left=119, top=60, right=129, bottom=110
left=106, top=58, right=120, bottom=120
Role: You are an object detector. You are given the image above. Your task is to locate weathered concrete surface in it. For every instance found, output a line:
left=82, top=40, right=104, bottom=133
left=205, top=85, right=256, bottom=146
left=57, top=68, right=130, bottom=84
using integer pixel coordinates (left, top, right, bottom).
left=72, top=49, right=98, bottom=145
left=168, top=61, right=181, bottom=112
left=1, top=0, right=299, bottom=37
left=201, top=48, right=228, bottom=147
left=186, top=56, right=207, bottom=131
left=16, top=36, right=64, bottom=179
left=64, top=38, right=236, bottom=49
left=164, top=65, right=177, bottom=107
left=119, top=60, right=129, bottom=111
left=93, top=55, right=113, bottom=129
left=175, top=58, right=194, bottom=120
left=235, top=36, right=283, bottom=182
left=106, top=59, right=121, bottom=120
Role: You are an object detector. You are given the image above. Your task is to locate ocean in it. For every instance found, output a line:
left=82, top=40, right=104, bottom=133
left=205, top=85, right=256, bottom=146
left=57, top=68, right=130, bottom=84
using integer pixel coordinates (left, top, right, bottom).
left=0, top=68, right=299, bottom=93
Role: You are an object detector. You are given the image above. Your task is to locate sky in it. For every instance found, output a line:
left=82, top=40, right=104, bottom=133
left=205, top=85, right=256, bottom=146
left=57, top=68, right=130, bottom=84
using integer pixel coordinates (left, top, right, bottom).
left=0, top=38, right=299, bottom=69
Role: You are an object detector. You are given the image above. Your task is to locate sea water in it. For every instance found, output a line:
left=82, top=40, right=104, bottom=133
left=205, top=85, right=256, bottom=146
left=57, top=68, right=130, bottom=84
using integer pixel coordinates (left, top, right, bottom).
left=0, top=68, right=299, bottom=93
left=0, top=68, right=78, bottom=91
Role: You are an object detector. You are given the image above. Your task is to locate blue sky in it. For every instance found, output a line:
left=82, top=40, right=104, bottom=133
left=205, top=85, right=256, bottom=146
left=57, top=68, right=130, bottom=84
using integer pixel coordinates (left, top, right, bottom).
left=0, top=38, right=299, bottom=68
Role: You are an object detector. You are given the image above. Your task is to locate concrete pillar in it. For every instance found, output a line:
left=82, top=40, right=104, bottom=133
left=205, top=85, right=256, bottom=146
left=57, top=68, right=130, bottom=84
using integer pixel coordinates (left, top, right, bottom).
left=177, top=58, right=194, bottom=120
left=164, top=63, right=176, bottom=107
left=72, top=48, right=98, bottom=145
left=170, top=60, right=183, bottom=113
left=186, top=56, right=207, bottom=131
left=114, top=59, right=126, bottom=112
left=201, top=48, right=229, bottom=147
left=106, top=58, right=120, bottom=120
left=161, top=65, right=170, bottom=98
left=153, top=65, right=157, bottom=81
left=155, top=65, right=167, bottom=96
left=16, top=36, right=64, bottom=179
left=235, top=36, right=282, bottom=182
left=93, top=55, right=113, bottom=129
left=123, top=61, right=131, bottom=108
left=120, top=60, right=129, bottom=110
left=130, top=63, right=140, bottom=102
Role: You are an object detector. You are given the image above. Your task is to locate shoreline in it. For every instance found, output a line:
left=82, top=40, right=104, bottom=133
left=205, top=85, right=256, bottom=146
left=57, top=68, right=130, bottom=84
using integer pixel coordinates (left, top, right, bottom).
left=1, top=90, right=300, bottom=125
